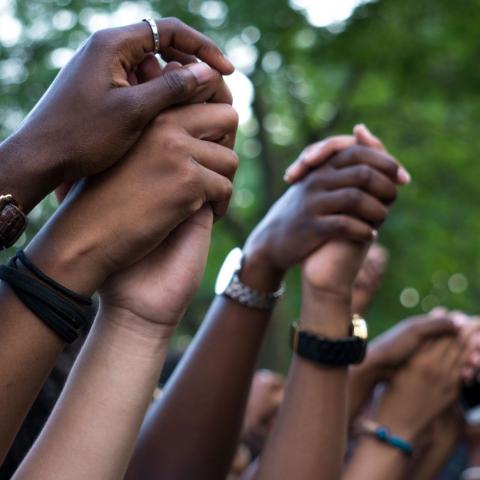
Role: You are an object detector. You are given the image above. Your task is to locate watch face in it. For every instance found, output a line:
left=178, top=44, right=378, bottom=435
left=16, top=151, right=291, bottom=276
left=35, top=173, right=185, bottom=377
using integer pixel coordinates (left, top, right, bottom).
left=215, top=247, right=243, bottom=295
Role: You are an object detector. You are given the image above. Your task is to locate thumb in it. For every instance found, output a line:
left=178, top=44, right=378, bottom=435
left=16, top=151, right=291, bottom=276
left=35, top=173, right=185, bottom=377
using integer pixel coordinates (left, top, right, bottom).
left=130, top=62, right=215, bottom=122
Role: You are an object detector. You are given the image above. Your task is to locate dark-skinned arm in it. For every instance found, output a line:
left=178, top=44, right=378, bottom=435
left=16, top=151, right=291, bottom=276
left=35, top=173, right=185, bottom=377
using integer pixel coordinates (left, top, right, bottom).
left=126, top=136, right=403, bottom=480
left=344, top=337, right=463, bottom=480
left=0, top=85, right=236, bottom=466
left=256, top=241, right=372, bottom=480
left=125, top=256, right=280, bottom=480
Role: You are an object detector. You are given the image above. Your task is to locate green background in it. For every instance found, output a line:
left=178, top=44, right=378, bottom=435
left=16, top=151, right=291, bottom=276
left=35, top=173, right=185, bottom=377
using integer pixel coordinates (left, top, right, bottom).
left=1, top=0, right=479, bottom=372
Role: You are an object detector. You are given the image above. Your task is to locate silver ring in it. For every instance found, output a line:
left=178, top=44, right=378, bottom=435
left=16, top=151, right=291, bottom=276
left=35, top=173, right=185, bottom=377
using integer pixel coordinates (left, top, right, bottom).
left=142, top=17, right=160, bottom=54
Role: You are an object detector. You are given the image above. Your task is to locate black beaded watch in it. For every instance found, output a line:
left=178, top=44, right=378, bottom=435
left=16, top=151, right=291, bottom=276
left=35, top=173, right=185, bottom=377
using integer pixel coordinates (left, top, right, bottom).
left=290, top=315, right=368, bottom=366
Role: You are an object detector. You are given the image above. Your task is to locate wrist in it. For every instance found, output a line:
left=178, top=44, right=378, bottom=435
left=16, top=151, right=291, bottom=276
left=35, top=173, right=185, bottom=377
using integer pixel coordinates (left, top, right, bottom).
left=375, top=425, right=418, bottom=445
left=24, top=218, right=108, bottom=297
left=97, top=302, right=175, bottom=351
left=0, top=131, right=63, bottom=212
left=299, top=280, right=352, bottom=338
left=240, top=244, right=285, bottom=292
left=374, top=411, right=421, bottom=443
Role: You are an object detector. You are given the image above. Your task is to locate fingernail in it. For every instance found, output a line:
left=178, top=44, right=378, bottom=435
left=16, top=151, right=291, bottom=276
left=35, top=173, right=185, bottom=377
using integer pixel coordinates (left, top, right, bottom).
left=397, top=167, right=411, bottom=185
left=187, top=62, right=212, bottom=85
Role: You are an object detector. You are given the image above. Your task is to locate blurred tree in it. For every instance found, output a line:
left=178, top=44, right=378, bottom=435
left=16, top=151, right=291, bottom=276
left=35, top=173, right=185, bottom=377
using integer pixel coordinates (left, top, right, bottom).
left=1, top=0, right=480, bottom=371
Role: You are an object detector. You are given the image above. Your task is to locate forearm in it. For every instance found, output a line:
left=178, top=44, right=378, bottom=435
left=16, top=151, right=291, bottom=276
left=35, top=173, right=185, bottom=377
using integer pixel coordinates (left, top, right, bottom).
left=0, top=132, right=62, bottom=213
left=127, top=256, right=280, bottom=480
left=348, top=347, right=386, bottom=421
left=0, top=284, right=64, bottom=463
left=13, top=304, right=171, bottom=480
left=0, top=230, right=102, bottom=463
left=127, top=297, right=271, bottom=480
left=255, top=291, right=351, bottom=480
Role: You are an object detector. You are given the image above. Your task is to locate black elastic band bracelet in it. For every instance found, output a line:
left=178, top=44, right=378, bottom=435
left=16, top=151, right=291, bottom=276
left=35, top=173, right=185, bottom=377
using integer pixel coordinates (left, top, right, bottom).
left=0, top=265, right=79, bottom=342
left=16, top=250, right=92, bottom=306
left=0, top=259, right=91, bottom=343
left=3, top=262, right=86, bottom=327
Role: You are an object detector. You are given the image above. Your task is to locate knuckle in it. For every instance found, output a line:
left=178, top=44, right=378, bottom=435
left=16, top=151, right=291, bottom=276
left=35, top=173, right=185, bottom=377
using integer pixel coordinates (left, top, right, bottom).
left=225, top=150, right=239, bottom=178
left=347, top=144, right=365, bottom=161
left=88, top=29, right=113, bottom=49
left=181, top=164, right=203, bottom=205
left=221, top=178, right=234, bottom=200
left=332, top=145, right=362, bottom=168
left=162, top=70, right=190, bottom=97
left=332, top=216, right=348, bottom=234
left=357, top=165, right=373, bottom=185
left=344, top=188, right=362, bottom=207
left=219, top=104, right=239, bottom=132
left=164, top=16, right=185, bottom=29
left=157, top=126, right=187, bottom=153
left=228, top=108, right=240, bottom=132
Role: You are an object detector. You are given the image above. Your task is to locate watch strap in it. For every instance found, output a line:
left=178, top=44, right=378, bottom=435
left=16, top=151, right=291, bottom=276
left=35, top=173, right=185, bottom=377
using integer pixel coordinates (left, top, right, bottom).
left=223, top=273, right=285, bottom=311
left=290, top=323, right=367, bottom=366
left=0, top=195, right=27, bottom=250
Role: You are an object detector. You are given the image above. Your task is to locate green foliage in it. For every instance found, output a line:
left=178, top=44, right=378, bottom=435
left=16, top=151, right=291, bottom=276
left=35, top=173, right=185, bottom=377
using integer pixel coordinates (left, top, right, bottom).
left=1, top=0, right=479, bottom=371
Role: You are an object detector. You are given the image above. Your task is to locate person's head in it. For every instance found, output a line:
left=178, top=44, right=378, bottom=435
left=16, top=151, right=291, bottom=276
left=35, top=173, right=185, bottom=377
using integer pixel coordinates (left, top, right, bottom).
left=242, top=369, right=285, bottom=456
left=351, top=242, right=389, bottom=315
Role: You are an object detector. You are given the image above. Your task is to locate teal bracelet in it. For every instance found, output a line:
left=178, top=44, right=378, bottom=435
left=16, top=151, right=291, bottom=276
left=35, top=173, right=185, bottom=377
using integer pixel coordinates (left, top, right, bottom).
left=361, top=420, right=414, bottom=457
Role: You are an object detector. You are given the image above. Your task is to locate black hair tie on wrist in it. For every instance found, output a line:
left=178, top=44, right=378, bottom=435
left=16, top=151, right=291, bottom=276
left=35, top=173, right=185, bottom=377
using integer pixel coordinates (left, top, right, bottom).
left=0, top=252, right=92, bottom=343
left=16, top=250, right=92, bottom=306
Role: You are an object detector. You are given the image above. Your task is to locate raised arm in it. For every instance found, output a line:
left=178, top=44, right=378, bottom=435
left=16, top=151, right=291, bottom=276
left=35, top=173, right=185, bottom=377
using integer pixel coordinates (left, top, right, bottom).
left=255, top=147, right=402, bottom=479
left=344, top=336, right=464, bottom=480
left=14, top=205, right=216, bottom=480
left=126, top=139, right=401, bottom=480
left=0, top=19, right=232, bottom=463
left=1, top=98, right=236, bottom=474
left=0, top=18, right=232, bottom=214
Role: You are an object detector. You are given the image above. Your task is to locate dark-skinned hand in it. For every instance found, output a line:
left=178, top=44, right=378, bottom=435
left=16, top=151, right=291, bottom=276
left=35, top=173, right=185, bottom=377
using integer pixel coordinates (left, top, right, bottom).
left=1, top=18, right=234, bottom=211
left=368, top=308, right=458, bottom=378
left=244, top=143, right=399, bottom=291
left=374, top=336, right=464, bottom=444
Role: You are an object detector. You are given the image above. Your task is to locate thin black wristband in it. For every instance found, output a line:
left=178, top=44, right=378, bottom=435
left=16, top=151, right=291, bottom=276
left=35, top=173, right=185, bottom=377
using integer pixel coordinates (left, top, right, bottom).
left=0, top=264, right=89, bottom=343
left=0, top=266, right=79, bottom=342
left=16, top=250, right=92, bottom=306
left=2, top=264, right=86, bottom=328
